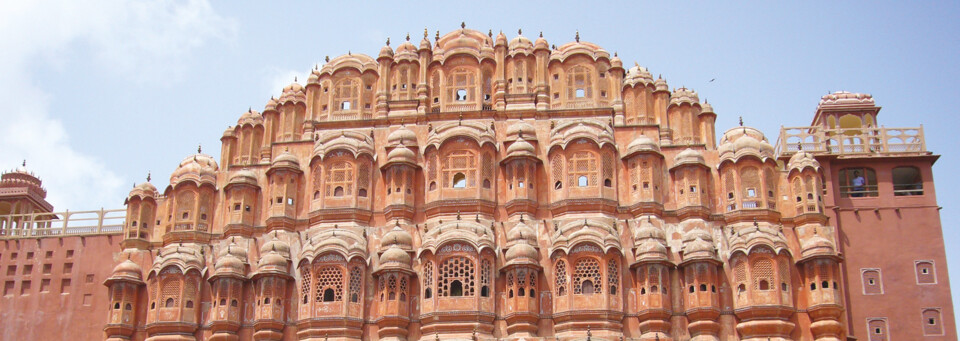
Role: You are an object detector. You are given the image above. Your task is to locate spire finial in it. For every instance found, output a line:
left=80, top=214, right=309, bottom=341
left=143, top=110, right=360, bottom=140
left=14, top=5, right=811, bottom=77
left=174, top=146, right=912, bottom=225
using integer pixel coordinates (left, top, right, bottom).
left=294, top=76, right=297, bottom=82
left=325, top=55, right=330, bottom=62
left=424, top=28, right=429, bottom=39
left=198, top=144, right=202, bottom=154
left=739, top=116, right=744, bottom=126
left=405, top=33, right=410, bottom=41
left=797, top=141, right=803, bottom=151
left=146, top=172, right=151, bottom=182
left=22, top=159, right=25, bottom=167
left=435, top=30, right=440, bottom=41
left=386, top=37, right=390, bottom=46
left=575, top=30, right=580, bottom=42
left=518, top=28, right=522, bottom=35
left=488, top=29, right=492, bottom=37
left=461, top=21, right=466, bottom=29
left=539, top=31, right=543, bottom=38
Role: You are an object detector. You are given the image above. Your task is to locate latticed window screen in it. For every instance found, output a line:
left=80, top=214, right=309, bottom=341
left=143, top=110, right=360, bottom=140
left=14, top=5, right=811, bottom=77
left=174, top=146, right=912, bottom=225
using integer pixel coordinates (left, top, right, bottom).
left=508, top=272, right=514, bottom=287
left=349, top=265, right=362, bottom=302
left=160, top=275, right=181, bottom=307
left=742, top=166, right=761, bottom=197
left=574, top=258, right=602, bottom=294
left=555, top=260, right=567, bottom=295
left=517, top=269, right=526, bottom=288
left=399, top=277, right=407, bottom=301
left=649, top=265, right=660, bottom=291
left=423, top=261, right=433, bottom=293
left=443, top=150, right=477, bottom=188
left=177, top=191, right=195, bottom=221
left=764, top=168, right=777, bottom=196
left=378, top=277, right=385, bottom=300
left=334, top=78, right=360, bottom=112
left=325, top=161, right=354, bottom=197
left=230, top=281, right=241, bottom=305
left=607, top=259, right=619, bottom=293
left=752, top=258, right=773, bottom=290
left=734, top=258, right=747, bottom=287
left=602, top=150, right=614, bottom=184
left=300, top=266, right=312, bottom=303
left=529, top=271, right=536, bottom=289
left=387, top=275, right=397, bottom=299
left=482, top=152, right=494, bottom=186
left=481, top=259, right=491, bottom=286
left=568, top=152, right=598, bottom=187
left=724, top=169, right=737, bottom=201
left=357, top=162, right=370, bottom=194
left=261, top=277, right=274, bottom=302
left=566, top=66, right=593, bottom=99
left=438, top=257, right=475, bottom=297
left=312, top=163, right=322, bottom=189
left=427, top=151, right=438, bottom=185
left=446, top=68, right=476, bottom=102
left=552, top=154, right=564, bottom=187
left=315, top=266, right=344, bottom=302
left=183, top=274, right=197, bottom=306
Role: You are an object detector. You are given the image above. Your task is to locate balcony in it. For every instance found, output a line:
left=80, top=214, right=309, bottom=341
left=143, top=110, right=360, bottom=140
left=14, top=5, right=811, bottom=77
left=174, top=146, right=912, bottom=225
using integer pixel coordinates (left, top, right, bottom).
left=776, top=126, right=927, bottom=157
left=0, top=209, right=125, bottom=239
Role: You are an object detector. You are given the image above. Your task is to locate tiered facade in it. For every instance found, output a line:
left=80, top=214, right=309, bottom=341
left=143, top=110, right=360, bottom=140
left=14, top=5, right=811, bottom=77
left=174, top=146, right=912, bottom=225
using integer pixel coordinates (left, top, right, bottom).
left=0, top=26, right=954, bottom=341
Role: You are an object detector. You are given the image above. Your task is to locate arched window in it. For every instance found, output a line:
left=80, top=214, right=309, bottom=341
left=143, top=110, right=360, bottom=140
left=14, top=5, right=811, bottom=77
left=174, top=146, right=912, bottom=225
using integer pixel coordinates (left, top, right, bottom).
left=568, top=151, right=598, bottom=188
left=480, top=259, right=491, bottom=297
left=446, top=68, right=477, bottom=104
left=555, top=260, right=567, bottom=296
left=552, top=153, right=564, bottom=190
left=567, top=66, right=593, bottom=100
left=893, top=166, right=923, bottom=196
left=315, top=265, right=344, bottom=302
left=333, top=78, right=360, bottom=116
left=444, top=150, right=476, bottom=189
left=753, top=258, right=773, bottom=291
left=349, top=265, right=362, bottom=303
left=326, top=161, right=355, bottom=198
left=300, top=265, right=312, bottom=304
left=438, top=256, right=474, bottom=297
left=838, top=167, right=878, bottom=197
left=607, top=259, right=619, bottom=295
left=323, top=288, right=335, bottom=302
left=574, top=258, right=602, bottom=295
left=423, top=260, right=433, bottom=298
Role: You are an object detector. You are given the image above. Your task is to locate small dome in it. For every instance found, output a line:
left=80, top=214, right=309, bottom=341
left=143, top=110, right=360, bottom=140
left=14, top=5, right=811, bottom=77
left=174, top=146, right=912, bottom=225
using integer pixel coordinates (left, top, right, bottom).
left=673, top=148, right=706, bottom=168
left=222, top=126, right=235, bottom=138
left=381, top=223, right=414, bottom=250
left=397, top=40, right=416, bottom=54
left=505, top=137, right=537, bottom=160
left=624, top=64, right=654, bottom=88
left=534, top=33, right=548, bottom=50
left=506, top=219, right=536, bottom=244
left=610, top=53, right=623, bottom=69
left=258, top=251, right=288, bottom=269
left=801, top=231, right=836, bottom=259
left=700, top=101, right=715, bottom=114
left=270, top=150, right=301, bottom=171
left=260, top=239, right=291, bottom=256
left=387, top=126, right=417, bottom=146
left=129, top=181, right=158, bottom=200
left=227, top=170, right=258, bottom=187
left=505, top=241, right=539, bottom=263
left=505, top=120, right=535, bottom=141
left=264, top=96, right=279, bottom=112
left=170, top=152, right=218, bottom=186
left=788, top=150, right=820, bottom=174
left=669, top=87, right=700, bottom=107
left=279, top=81, right=306, bottom=104
left=508, top=32, right=533, bottom=53
left=379, top=244, right=412, bottom=266
left=386, top=146, right=417, bottom=165
left=819, top=91, right=874, bottom=107
left=495, top=31, right=508, bottom=47
left=110, top=259, right=143, bottom=281
left=307, top=70, right=320, bottom=84
left=718, top=126, right=775, bottom=164
left=378, top=44, right=394, bottom=59
left=635, top=218, right=665, bottom=241
left=419, top=35, right=432, bottom=50
left=237, top=109, right=263, bottom=127
left=654, top=76, right=669, bottom=92
left=214, top=254, right=245, bottom=275
left=682, top=233, right=717, bottom=262
left=623, top=135, right=661, bottom=158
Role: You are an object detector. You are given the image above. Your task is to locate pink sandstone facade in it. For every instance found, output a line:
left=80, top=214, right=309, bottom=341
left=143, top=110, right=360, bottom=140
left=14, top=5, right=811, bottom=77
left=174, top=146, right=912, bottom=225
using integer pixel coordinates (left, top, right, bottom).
left=0, top=26, right=954, bottom=340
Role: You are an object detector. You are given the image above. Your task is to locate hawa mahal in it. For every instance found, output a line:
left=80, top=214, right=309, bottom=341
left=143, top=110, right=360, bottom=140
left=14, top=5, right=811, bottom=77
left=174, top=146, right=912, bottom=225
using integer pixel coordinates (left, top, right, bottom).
left=0, top=25, right=953, bottom=341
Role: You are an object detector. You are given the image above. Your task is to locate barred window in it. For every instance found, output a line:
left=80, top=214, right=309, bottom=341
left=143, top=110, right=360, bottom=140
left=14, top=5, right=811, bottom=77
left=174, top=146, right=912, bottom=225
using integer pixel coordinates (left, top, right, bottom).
left=552, top=153, right=564, bottom=189
left=555, top=260, right=567, bottom=296
left=349, top=265, right=362, bottom=303
left=427, top=151, right=438, bottom=190
left=315, top=266, right=343, bottom=302
left=399, top=277, right=407, bottom=301
left=607, top=259, right=619, bottom=295
left=566, top=65, right=593, bottom=99
left=438, top=257, right=475, bottom=297
left=326, top=161, right=355, bottom=197
left=300, top=265, right=312, bottom=304
left=568, top=151, right=598, bottom=188
left=602, top=150, right=614, bottom=187
left=753, top=258, right=773, bottom=291
left=574, top=258, right=602, bottom=295
left=357, top=162, right=370, bottom=198
left=388, top=275, right=397, bottom=300
left=423, top=261, right=434, bottom=298
left=446, top=68, right=477, bottom=103
left=481, top=152, right=494, bottom=189
left=444, top=150, right=477, bottom=189
left=480, top=258, right=491, bottom=297
left=334, top=78, right=360, bottom=114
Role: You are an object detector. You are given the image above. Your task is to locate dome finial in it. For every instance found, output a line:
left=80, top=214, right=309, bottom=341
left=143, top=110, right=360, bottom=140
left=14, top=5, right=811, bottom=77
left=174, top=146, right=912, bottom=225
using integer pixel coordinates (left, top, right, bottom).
left=294, top=76, right=297, bottom=82
left=519, top=213, right=524, bottom=223
left=518, top=28, right=522, bottom=35
left=424, top=27, right=429, bottom=39
left=146, top=172, right=151, bottom=182
left=797, top=141, right=803, bottom=151
left=325, top=55, right=330, bottom=62
left=539, top=31, right=543, bottom=38
left=739, top=116, right=743, bottom=126
left=197, top=144, right=202, bottom=154
left=575, top=30, right=580, bottom=42
left=461, top=21, right=466, bottom=29
left=488, top=29, right=492, bottom=37
left=405, top=33, right=410, bottom=41
left=22, top=159, right=26, bottom=167
left=386, top=37, right=390, bottom=46
left=435, top=30, right=440, bottom=41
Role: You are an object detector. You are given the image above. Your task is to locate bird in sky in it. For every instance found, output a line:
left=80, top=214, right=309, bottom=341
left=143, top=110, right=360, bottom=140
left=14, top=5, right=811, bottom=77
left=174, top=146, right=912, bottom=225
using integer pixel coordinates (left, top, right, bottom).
left=709, top=78, right=716, bottom=82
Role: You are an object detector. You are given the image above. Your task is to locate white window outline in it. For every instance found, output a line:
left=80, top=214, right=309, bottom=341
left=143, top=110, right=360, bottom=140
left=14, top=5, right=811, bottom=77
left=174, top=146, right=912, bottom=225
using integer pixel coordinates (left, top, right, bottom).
left=865, top=317, right=888, bottom=341
left=914, top=260, right=938, bottom=285
left=921, top=307, right=945, bottom=336
left=860, top=268, right=884, bottom=295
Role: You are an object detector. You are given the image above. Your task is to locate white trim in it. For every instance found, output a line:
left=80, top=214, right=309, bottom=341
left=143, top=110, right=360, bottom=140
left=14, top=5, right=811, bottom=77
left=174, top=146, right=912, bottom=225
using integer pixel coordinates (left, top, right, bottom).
left=914, top=259, right=938, bottom=285
left=860, top=267, right=884, bottom=295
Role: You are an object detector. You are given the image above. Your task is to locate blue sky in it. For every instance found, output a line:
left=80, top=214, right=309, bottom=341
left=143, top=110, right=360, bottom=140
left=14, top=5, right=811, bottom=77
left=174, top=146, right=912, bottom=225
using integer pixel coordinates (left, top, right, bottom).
left=2, top=0, right=958, bottom=324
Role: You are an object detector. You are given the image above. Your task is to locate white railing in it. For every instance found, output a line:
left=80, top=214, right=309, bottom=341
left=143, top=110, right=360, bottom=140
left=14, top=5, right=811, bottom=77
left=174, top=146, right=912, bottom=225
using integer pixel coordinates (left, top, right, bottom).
left=776, top=126, right=926, bottom=157
left=0, top=209, right=125, bottom=239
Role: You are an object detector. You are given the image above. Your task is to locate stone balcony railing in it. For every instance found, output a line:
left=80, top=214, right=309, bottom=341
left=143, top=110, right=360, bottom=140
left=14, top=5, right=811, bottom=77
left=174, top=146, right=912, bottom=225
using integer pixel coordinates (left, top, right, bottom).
left=776, top=126, right=927, bottom=157
left=0, top=208, right=125, bottom=239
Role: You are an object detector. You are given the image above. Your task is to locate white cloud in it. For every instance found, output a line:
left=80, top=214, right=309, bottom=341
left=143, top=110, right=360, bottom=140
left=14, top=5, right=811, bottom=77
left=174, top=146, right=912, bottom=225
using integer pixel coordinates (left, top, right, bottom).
left=0, top=0, right=236, bottom=210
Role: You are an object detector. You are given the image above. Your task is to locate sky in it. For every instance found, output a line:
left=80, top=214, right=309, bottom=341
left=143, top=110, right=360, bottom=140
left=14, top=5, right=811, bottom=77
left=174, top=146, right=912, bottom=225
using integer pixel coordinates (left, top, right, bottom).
left=1, top=0, right=959, bottom=325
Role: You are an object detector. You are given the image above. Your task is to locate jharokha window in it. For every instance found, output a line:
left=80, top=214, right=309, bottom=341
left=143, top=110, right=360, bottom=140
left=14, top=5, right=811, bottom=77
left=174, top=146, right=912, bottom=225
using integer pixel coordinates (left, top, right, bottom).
left=839, top=167, right=878, bottom=198
left=569, top=151, right=598, bottom=188
left=326, top=161, right=354, bottom=197
left=555, top=260, right=567, bottom=296
left=438, top=257, right=474, bottom=297
left=447, top=68, right=476, bottom=103
left=314, top=266, right=343, bottom=303
left=573, top=258, right=602, bottom=295
left=334, top=78, right=359, bottom=113
left=567, top=66, right=593, bottom=100
left=444, top=150, right=477, bottom=189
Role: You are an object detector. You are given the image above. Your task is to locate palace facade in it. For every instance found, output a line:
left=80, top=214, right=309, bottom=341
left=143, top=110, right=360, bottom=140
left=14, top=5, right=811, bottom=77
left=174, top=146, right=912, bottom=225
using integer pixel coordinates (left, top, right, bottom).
left=0, top=26, right=954, bottom=341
